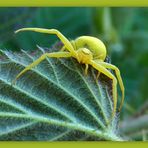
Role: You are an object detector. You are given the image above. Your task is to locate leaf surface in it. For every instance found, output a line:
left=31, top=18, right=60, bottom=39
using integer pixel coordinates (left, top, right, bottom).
left=0, top=45, right=122, bottom=141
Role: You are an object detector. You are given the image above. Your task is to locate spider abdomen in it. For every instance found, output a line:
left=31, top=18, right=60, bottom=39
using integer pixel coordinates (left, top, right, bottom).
left=74, top=36, right=107, bottom=61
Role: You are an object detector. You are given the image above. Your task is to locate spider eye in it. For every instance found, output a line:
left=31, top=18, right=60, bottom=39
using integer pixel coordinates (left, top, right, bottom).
left=82, top=48, right=91, bottom=55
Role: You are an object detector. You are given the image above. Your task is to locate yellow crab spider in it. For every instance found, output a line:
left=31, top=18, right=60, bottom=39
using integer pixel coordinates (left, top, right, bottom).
left=12, top=28, right=124, bottom=119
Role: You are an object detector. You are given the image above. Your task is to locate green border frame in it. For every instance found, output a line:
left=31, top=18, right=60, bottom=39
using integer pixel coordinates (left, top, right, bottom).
left=0, top=0, right=148, bottom=147
left=0, top=142, right=148, bottom=147
left=0, top=0, right=148, bottom=6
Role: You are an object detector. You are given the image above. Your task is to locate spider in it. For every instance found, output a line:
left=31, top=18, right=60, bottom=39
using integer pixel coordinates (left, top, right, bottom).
left=12, top=28, right=124, bottom=120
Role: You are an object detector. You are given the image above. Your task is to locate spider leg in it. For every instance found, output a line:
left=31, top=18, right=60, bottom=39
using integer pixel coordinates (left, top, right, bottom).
left=60, top=45, right=66, bottom=52
left=15, top=28, right=77, bottom=57
left=96, top=72, right=100, bottom=80
left=84, top=64, right=89, bottom=75
left=96, top=61, right=125, bottom=112
left=93, top=59, right=101, bottom=81
left=12, top=51, right=72, bottom=85
left=89, top=60, right=117, bottom=119
left=55, top=46, right=66, bottom=64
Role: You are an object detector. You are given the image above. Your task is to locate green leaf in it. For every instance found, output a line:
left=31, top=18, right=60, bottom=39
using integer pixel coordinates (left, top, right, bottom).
left=0, top=44, right=122, bottom=141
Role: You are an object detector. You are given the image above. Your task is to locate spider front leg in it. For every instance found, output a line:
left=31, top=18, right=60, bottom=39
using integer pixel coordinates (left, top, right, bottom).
left=15, top=28, right=77, bottom=57
left=96, top=61, right=125, bottom=111
left=90, top=60, right=117, bottom=120
left=12, top=51, right=72, bottom=85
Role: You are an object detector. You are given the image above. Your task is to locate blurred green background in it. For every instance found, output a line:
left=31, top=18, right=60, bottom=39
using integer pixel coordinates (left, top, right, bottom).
left=0, top=7, right=148, bottom=140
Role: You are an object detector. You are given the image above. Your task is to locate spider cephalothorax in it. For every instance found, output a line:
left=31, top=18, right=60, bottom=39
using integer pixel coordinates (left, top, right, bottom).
left=76, top=48, right=93, bottom=64
left=12, top=28, right=125, bottom=121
